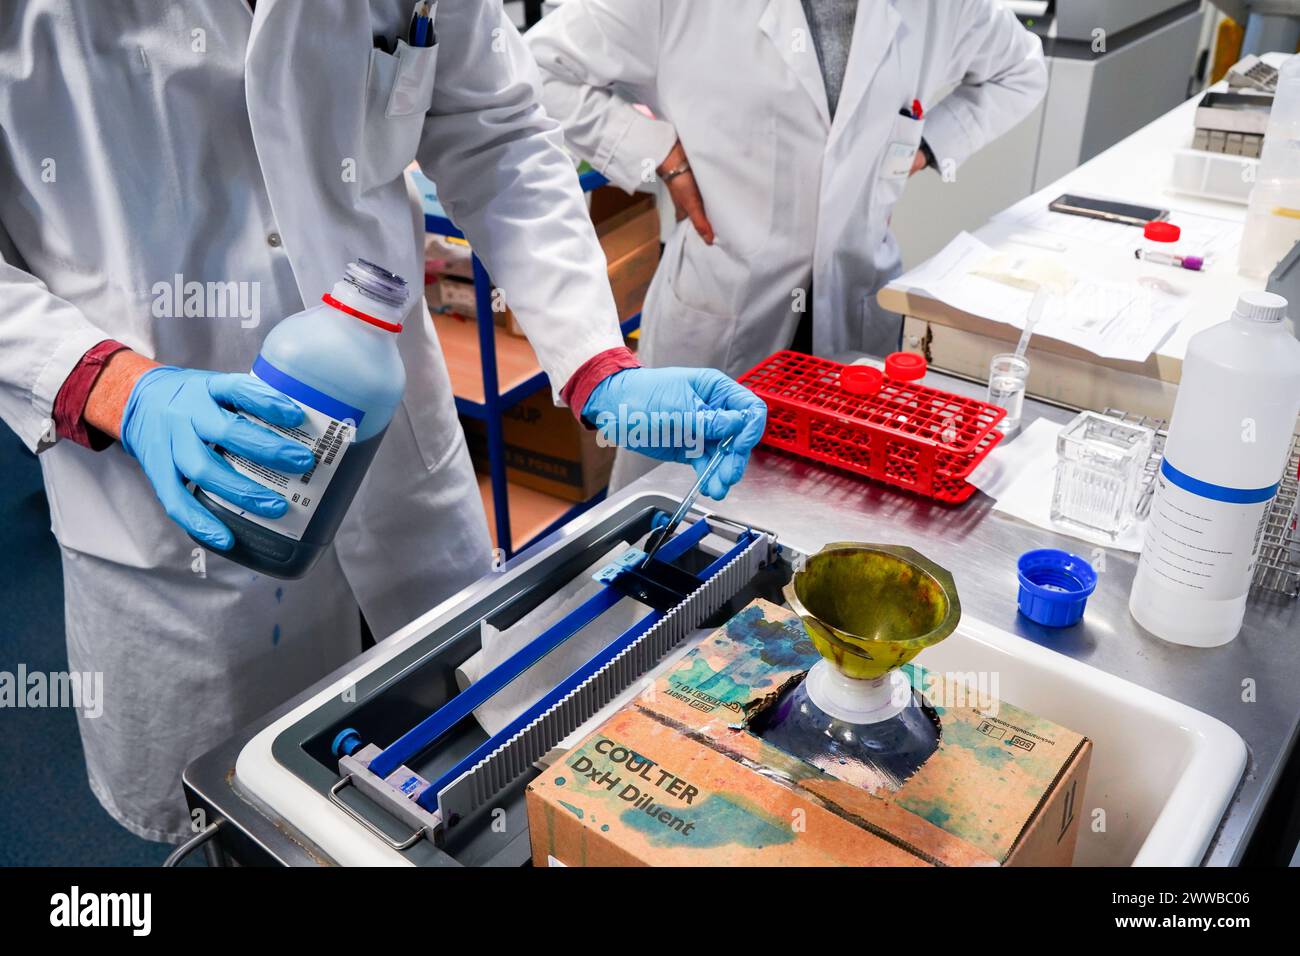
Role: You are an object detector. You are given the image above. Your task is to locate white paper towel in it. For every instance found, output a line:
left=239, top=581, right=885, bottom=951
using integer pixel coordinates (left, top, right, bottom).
left=454, top=543, right=653, bottom=735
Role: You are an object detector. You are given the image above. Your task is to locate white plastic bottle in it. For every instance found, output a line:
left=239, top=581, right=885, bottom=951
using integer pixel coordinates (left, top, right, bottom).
left=193, top=259, right=408, bottom=579
left=1129, top=291, right=1300, bottom=646
left=1240, top=56, right=1300, bottom=278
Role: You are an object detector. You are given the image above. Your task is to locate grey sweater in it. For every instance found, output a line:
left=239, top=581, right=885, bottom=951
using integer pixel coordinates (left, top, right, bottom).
left=800, top=0, right=859, bottom=118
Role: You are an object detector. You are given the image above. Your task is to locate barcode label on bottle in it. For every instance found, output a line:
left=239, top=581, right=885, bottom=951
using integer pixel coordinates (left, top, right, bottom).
left=215, top=366, right=361, bottom=542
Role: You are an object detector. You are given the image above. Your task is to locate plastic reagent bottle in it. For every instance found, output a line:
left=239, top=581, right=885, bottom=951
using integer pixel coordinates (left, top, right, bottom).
left=193, top=259, right=409, bottom=579
left=1239, top=55, right=1300, bottom=278
left=1129, top=291, right=1300, bottom=646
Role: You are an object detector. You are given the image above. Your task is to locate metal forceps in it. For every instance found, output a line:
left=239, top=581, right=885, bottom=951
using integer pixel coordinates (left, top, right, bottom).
left=641, top=435, right=736, bottom=567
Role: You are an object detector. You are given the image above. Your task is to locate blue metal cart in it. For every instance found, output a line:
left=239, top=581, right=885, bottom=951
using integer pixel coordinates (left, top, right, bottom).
left=422, top=169, right=642, bottom=558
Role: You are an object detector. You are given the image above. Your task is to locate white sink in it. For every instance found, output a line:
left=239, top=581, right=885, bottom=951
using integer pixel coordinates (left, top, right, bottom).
left=914, top=617, right=1247, bottom=866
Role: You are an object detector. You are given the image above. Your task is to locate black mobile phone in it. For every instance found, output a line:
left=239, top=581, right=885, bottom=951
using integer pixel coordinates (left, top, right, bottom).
left=1048, top=194, right=1170, bottom=228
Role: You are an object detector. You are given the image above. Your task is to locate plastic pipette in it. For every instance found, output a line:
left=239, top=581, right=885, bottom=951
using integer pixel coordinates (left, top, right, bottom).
left=1014, top=286, right=1051, bottom=358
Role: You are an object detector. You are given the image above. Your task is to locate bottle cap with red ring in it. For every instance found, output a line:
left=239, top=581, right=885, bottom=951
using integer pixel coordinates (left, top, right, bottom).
left=1143, top=221, right=1181, bottom=244
left=884, top=351, right=927, bottom=382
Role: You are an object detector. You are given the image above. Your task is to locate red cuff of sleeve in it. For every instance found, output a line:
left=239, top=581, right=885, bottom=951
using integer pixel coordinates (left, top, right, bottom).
left=560, top=346, right=642, bottom=425
left=53, top=339, right=130, bottom=450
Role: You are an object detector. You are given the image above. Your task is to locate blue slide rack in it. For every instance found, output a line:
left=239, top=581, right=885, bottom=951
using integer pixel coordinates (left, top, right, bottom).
left=358, top=517, right=759, bottom=818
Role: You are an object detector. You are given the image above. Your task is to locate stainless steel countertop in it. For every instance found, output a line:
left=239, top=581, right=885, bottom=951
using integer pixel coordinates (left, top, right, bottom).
left=619, top=367, right=1299, bottom=865
left=185, top=367, right=1297, bottom=866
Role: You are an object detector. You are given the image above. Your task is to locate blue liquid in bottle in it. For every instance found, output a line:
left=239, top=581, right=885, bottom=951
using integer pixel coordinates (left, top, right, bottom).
left=193, top=260, right=409, bottom=579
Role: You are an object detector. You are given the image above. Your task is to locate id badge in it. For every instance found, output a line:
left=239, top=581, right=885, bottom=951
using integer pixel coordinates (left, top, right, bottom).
left=883, top=141, right=917, bottom=181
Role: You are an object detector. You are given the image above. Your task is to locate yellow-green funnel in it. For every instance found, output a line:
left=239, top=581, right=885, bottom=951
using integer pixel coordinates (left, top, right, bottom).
left=783, top=543, right=961, bottom=680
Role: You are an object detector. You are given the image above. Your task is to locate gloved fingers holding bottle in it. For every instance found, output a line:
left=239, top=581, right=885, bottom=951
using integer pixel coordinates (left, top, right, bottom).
left=119, top=367, right=315, bottom=550
left=583, top=366, right=767, bottom=500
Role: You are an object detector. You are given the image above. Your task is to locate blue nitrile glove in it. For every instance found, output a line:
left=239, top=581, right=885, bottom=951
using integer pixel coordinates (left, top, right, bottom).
left=119, top=367, right=316, bottom=550
left=582, top=367, right=767, bottom=500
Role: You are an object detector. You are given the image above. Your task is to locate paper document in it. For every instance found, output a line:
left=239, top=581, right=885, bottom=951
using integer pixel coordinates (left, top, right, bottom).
left=897, top=233, right=1185, bottom=362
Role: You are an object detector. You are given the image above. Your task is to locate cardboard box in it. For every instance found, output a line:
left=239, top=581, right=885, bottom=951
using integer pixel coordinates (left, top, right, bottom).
left=606, top=237, right=659, bottom=324
left=424, top=233, right=473, bottom=280
left=527, top=599, right=1092, bottom=867
left=462, top=389, right=614, bottom=503
left=426, top=186, right=660, bottom=335
left=432, top=275, right=478, bottom=315
left=593, top=189, right=659, bottom=259
left=427, top=274, right=529, bottom=338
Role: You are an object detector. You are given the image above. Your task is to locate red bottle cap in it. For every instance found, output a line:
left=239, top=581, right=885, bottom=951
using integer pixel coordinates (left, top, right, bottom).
left=840, top=365, right=884, bottom=397
left=1143, top=221, right=1181, bottom=243
left=884, top=351, right=927, bottom=382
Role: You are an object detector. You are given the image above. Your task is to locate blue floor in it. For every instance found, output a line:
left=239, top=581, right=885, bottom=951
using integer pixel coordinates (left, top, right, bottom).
left=0, top=429, right=180, bottom=866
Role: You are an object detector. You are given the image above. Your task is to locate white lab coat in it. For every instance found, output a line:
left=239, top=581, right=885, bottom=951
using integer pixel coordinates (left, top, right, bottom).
left=528, top=0, right=1047, bottom=373
left=0, top=0, right=625, bottom=842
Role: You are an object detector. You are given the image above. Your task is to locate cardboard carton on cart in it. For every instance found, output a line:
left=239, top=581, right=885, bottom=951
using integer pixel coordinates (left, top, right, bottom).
left=528, top=599, right=1092, bottom=866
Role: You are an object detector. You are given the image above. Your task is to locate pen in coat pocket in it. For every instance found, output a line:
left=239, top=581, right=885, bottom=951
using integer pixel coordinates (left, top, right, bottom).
left=408, top=2, right=436, bottom=48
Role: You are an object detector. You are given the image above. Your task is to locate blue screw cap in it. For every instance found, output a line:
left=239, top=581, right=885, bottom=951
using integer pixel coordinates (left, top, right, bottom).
left=331, top=727, right=363, bottom=758
left=1017, top=549, right=1097, bottom=628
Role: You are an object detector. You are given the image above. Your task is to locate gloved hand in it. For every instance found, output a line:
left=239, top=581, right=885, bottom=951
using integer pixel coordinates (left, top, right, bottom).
left=583, top=367, right=767, bottom=500
left=119, top=367, right=316, bottom=550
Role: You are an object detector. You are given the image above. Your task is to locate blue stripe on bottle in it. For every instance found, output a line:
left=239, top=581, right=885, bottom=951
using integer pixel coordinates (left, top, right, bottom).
left=252, top=357, right=365, bottom=425
left=1160, top=458, right=1279, bottom=505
